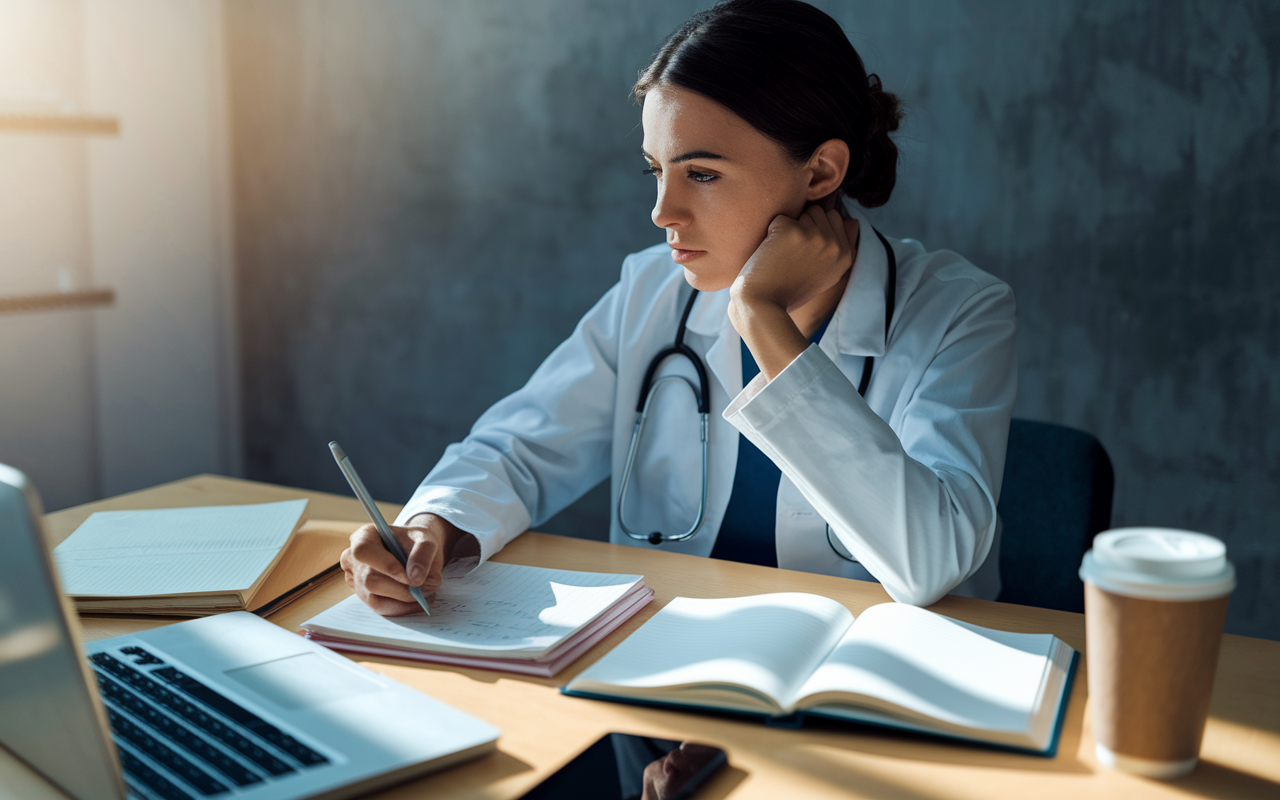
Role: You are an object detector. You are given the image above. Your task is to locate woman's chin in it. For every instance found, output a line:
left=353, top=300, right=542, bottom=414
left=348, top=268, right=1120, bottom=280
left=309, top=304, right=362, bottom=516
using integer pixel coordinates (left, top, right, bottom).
left=681, top=265, right=737, bottom=294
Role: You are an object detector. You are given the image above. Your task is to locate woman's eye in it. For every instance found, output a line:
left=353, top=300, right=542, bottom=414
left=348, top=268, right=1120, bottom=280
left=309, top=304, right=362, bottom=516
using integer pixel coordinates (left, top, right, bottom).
left=641, top=166, right=660, bottom=177
left=687, top=169, right=717, bottom=183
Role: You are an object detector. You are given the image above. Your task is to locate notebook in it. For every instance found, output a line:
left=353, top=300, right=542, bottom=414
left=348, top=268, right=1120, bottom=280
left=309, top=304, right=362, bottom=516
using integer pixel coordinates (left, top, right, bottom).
left=562, top=593, right=1078, bottom=755
left=300, top=561, right=654, bottom=677
left=246, top=519, right=354, bottom=617
left=52, top=500, right=317, bottom=616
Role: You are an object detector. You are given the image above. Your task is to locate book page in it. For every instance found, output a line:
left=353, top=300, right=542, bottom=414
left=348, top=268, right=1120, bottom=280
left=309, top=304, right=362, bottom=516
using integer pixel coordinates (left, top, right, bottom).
left=300, top=561, right=643, bottom=658
left=794, top=603, right=1055, bottom=733
left=52, top=500, right=308, bottom=597
left=566, top=593, right=854, bottom=713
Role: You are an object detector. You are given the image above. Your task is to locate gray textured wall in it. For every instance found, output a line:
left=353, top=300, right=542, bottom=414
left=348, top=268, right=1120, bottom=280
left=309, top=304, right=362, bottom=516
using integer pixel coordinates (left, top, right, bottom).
left=225, top=1, right=1280, bottom=639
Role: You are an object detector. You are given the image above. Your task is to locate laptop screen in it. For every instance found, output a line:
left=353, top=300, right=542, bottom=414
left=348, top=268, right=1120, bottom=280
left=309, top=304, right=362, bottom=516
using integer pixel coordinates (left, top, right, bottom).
left=0, top=464, right=126, bottom=800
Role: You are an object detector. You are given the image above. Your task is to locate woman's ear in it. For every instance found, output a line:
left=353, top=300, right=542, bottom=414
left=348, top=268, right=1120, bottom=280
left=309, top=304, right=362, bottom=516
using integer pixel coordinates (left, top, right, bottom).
left=805, top=138, right=850, bottom=202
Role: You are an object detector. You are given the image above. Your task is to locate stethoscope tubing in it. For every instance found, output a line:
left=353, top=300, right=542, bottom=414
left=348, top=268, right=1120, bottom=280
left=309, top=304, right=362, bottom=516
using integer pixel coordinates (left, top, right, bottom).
left=617, top=375, right=710, bottom=544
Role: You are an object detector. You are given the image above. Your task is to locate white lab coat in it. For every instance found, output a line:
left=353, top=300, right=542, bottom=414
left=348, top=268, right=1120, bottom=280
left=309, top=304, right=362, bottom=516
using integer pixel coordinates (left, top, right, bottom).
left=396, top=206, right=1017, bottom=607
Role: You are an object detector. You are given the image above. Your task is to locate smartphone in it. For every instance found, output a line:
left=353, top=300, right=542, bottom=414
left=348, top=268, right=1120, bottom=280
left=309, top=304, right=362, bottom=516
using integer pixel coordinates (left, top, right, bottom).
left=518, top=733, right=728, bottom=800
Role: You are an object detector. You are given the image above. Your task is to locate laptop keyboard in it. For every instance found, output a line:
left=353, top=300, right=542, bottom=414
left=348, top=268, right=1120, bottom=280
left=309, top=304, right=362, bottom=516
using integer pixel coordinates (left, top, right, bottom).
left=88, top=647, right=331, bottom=799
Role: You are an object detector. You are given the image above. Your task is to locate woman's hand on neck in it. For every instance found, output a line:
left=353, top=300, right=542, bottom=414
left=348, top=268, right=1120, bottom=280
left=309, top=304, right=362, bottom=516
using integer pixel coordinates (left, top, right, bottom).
left=728, top=208, right=858, bottom=382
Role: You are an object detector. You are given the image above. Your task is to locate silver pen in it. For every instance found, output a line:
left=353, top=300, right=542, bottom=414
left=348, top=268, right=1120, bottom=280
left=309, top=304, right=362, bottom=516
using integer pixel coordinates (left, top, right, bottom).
left=329, top=441, right=431, bottom=615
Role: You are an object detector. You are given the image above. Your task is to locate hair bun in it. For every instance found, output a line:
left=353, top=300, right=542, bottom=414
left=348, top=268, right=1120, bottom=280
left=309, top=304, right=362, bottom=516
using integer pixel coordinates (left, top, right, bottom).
left=848, top=73, right=903, bottom=208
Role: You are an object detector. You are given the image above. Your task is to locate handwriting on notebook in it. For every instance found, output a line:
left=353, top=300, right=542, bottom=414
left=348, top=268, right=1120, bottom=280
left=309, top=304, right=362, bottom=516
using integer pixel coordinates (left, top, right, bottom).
left=303, top=561, right=643, bottom=656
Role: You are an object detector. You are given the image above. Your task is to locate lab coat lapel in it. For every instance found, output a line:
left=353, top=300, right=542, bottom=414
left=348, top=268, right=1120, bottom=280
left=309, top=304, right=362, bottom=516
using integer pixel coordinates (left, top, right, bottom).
left=678, top=286, right=740, bottom=556
left=683, top=287, right=741, bottom=400
left=829, top=206, right=891, bottom=362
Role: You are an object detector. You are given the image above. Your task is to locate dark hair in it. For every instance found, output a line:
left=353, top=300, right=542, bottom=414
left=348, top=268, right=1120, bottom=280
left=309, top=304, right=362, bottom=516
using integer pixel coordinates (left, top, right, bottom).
left=634, top=0, right=902, bottom=208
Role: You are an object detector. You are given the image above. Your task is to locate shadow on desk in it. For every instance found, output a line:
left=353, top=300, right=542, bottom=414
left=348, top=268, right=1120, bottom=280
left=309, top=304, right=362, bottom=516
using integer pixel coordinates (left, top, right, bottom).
left=792, top=714, right=1089, bottom=774
left=342, top=654, right=516, bottom=685
left=698, top=764, right=749, bottom=800
left=432, top=748, right=532, bottom=792
left=1178, top=760, right=1280, bottom=800
left=344, top=649, right=1093, bottom=775
left=768, top=746, right=960, bottom=800
left=768, top=731, right=1278, bottom=800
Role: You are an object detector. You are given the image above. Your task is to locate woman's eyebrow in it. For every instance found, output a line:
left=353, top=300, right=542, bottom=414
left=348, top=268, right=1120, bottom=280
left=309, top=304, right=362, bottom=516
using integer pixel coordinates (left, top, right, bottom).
left=641, top=149, right=726, bottom=164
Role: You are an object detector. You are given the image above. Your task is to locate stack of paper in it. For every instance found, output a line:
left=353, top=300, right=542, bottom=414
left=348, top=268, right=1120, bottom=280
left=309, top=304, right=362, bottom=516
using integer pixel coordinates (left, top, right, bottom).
left=53, top=500, right=311, bottom=616
left=300, top=561, right=653, bottom=677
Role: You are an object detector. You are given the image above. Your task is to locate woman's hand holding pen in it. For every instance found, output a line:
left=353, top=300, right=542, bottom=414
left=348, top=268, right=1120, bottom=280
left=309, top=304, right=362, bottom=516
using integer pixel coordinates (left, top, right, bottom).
left=340, top=513, right=466, bottom=616
left=728, top=202, right=858, bottom=381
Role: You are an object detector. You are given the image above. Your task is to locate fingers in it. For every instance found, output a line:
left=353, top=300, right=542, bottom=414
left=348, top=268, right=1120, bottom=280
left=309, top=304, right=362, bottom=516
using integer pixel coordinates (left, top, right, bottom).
left=404, top=529, right=448, bottom=594
left=339, top=544, right=423, bottom=616
left=800, top=204, right=839, bottom=241
left=827, top=210, right=852, bottom=262
left=340, top=547, right=412, bottom=601
left=800, top=206, right=851, bottom=268
left=802, top=204, right=835, bottom=238
left=348, top=524, right=410, bottom=582
left=738, top=205, right=857, bottom=315
left=843, top=216, right=860, bottom=248
left=766, top=213, right=797, bottom=238
left=342, top=522, right=449, bottom=617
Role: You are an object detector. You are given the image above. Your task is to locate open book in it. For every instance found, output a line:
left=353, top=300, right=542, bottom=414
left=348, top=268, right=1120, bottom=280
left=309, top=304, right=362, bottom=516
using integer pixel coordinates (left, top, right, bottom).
left=563, top=593, right=1078, bottom=755
left=53, top=500, right=312, bottom=615
left=300, top=561, right=653, bottom=677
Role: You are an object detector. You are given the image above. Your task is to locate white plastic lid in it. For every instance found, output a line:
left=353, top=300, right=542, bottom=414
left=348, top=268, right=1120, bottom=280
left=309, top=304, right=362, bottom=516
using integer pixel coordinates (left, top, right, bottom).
left=1079, top=528, right=1235, bottom=601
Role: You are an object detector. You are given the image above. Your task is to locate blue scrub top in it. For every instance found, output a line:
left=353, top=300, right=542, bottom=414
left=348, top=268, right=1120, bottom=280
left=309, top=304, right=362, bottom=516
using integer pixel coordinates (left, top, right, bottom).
left=711, top=315, right=833, bottom=567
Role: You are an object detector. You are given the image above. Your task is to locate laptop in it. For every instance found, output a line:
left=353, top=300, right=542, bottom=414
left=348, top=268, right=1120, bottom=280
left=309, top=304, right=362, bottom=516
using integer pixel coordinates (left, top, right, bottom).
left=0, top=463, right=500, bottom=800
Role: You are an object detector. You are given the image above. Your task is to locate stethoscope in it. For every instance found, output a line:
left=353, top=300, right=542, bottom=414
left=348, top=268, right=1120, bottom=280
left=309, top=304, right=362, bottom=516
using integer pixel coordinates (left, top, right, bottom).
left=618, top=228, right=898, bottom=560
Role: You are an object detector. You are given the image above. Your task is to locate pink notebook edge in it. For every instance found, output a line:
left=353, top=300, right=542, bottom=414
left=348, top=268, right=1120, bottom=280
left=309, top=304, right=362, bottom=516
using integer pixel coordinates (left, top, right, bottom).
left=304, top=585, right=656, bottom=677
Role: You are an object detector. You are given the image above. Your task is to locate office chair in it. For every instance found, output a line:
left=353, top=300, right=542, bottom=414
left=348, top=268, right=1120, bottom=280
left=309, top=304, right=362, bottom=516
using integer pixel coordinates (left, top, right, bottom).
left=996, top=418, right=1114, bottom=613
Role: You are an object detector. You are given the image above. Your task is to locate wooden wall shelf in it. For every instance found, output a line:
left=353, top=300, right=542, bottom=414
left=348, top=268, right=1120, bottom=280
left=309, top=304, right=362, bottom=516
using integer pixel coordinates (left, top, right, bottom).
left=0, top=288, right=116, bottom=314
left=0, top=114, right=119, bottom=136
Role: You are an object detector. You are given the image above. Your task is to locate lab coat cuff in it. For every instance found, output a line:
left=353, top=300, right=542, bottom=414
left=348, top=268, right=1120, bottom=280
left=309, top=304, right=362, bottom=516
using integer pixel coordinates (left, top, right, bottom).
left=722, top=343, right=836, bottom=432
left=396, top=491, right=518, bottom=572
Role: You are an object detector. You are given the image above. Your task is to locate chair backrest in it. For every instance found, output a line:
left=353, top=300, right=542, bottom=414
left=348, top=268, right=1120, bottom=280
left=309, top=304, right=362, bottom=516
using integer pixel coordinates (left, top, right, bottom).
left=996, top=419, right=1114, bottom=613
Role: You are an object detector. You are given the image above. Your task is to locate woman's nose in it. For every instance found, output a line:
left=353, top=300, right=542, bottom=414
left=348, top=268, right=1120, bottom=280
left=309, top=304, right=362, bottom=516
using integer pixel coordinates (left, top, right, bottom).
left=651, top=180, right=690, bottom=230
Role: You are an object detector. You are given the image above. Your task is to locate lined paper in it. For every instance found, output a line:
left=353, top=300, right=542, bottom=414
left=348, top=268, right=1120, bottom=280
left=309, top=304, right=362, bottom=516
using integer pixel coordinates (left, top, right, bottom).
left=301, top=561, right=644, bottom=658
left=52, top=500, right=308, bottom=596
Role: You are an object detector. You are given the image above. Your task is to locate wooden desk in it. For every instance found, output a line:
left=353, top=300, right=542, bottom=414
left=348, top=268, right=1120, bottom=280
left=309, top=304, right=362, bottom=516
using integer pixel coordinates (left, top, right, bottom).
left=5, top=475, right=1278, bottom=800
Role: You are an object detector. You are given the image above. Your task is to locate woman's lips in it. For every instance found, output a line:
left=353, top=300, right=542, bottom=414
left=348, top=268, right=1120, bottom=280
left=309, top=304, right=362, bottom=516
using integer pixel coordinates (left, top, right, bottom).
left=669, top=246, right=706, bottom=264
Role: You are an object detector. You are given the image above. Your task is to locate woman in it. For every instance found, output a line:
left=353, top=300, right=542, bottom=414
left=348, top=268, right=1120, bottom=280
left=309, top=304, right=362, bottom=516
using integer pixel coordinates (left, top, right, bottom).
left=341, top=0, right=1016, bottom=612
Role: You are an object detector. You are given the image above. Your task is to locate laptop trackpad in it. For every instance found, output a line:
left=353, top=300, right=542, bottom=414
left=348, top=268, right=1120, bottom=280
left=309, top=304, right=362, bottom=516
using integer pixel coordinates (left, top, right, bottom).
left=226, top=652, right=384, bottom=710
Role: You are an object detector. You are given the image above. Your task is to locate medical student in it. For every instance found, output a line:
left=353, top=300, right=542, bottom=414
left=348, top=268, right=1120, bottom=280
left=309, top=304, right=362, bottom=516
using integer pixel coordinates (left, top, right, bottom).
left=340, top=0, right=1016, bottom=613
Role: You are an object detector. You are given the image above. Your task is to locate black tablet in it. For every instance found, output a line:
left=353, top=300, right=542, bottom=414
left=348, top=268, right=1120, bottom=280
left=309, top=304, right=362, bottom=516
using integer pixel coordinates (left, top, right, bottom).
left=518, top=733, right=727, bottom=800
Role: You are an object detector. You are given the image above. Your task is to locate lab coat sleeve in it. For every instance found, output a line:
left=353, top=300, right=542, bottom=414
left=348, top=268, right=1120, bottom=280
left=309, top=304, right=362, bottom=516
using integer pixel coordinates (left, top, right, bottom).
left=723, top=281, right=1016, bottom=607
left=394, top=271, right=626, bottom=564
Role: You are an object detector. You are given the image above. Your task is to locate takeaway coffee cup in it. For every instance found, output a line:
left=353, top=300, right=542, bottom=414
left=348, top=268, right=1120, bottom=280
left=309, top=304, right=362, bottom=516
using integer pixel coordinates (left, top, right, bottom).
left=1079, top=528, right=1235, bottom=778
